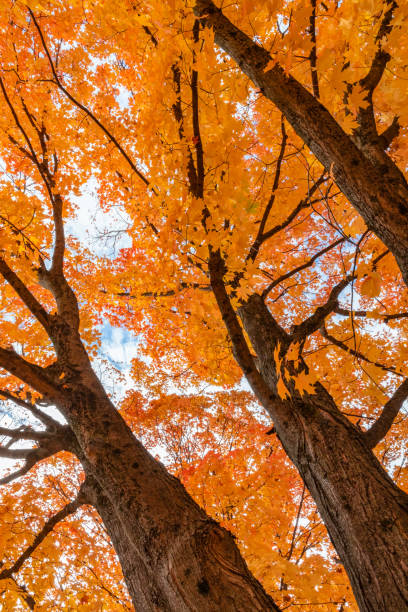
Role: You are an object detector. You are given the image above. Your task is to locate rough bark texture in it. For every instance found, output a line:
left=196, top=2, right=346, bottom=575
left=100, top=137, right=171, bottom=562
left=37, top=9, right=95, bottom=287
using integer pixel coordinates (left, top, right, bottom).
left=238, top=294, right=408, bottom=612
left=209, top=247, right=408, bottom=610
left=0, top=316, right=280, bottom=610
left=194, top=0, right=408, bottom=287
left=0, top=157, right=280, bottom=609
left=61, top=377, right=279, bottom=612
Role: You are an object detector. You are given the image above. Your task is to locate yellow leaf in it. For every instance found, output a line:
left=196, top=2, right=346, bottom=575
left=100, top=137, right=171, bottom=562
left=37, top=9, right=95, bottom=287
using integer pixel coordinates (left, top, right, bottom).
left=263, top=59, right=276, bottom=73
left=273, top=342, right=283, bottom=372
left=286, top=341, right=300, bottom=364
left=348, top=85, right=370, bottom=113
left=366, top=309, right=382, bottom=319
left=360, top=271, right=381, bottom=298
left=348, top=215, right=366, bottom=238
left=294, top=371, right=316, bottom=396
left=277, top=375, right=290, bottom=399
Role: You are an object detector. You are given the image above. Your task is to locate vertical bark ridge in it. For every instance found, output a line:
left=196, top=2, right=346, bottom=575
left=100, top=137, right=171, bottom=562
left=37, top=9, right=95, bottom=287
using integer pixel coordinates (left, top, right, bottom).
left=63, top=383, right=280, bottom=611
left=238, top=294, right=408, bottom=612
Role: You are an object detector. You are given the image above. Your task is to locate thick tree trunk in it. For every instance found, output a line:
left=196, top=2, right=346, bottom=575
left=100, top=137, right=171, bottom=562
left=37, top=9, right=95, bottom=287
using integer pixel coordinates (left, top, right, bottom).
left=238, top=294, right=408, bottom=612
left=194, top=0, right=408, bottom=286
left=62, top=379, right=279, bottom=612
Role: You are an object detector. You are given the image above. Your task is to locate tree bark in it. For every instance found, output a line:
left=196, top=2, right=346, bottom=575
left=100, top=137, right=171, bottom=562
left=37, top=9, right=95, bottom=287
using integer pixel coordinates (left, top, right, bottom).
left=238, top=294, right=408, bottom=612
left=194, top=0, right=408, bottom=287
left=62, top=378, right=279, bottom=612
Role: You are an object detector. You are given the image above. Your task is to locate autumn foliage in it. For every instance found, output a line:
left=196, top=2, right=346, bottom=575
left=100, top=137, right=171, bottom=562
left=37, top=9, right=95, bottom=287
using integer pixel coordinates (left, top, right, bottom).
left=0, top=0, right=407, bottom=610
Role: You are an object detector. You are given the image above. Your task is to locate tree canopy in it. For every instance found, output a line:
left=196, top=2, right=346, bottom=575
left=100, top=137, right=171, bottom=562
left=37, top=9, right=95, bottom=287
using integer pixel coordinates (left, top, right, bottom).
left=0, top=0, right=407, bottom=610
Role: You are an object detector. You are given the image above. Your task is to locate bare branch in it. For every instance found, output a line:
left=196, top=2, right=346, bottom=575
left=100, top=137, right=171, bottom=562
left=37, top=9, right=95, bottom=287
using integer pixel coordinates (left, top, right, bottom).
left=0, top=426, right=53, bottom=441
left=286, top=482, right=306, bottom=561
left=334, top=306, right=408, bottom=324
left=0, top=426, right=71, bottom=485
left=0, top=462, right=40, bottom=486
left=0, top=389, right=60, bottom=430
left=364, top=378, right=408, bottom=448
left=0, top=447, right=35, bottom=459
left=291, top=276, right=352, bottom=340
left=101, top=282, right=212, bottom=300
left=262, top=237, right=346, bottom=298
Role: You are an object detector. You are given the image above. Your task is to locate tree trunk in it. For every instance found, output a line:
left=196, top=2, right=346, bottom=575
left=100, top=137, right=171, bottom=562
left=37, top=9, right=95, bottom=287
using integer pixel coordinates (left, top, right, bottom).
left=62, top=380, right=279, bottom=612
left=238, top=294, right=408, bottom=612
left=194, top=0, right=408, bottom=287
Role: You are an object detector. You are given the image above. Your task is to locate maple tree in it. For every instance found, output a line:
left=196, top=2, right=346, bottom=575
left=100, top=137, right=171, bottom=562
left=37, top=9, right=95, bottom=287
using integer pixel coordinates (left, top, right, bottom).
left=0, top=2, right=281, bottom=610
left=0, top=0, right=407, bottom=610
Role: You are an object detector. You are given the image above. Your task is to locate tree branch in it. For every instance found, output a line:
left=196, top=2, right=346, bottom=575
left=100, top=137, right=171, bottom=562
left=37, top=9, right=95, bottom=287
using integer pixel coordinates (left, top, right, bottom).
left=378, top=115, right=400, bottom=149
left=0, top=75, right=79, bottom=330
left=49, top=192, right=65, bottom=277
left=191, top=20, right=205, bottom=201
left=101, top=282, right=212, bottom=301
left=320, top=324, right=403, bottom=377
left=193, top=0, right=408, bottom=287
left=0, top=426, right=72, bottom=485
left=246, top=116, right=288, bottom=264
left=208, top=250, right=283, bottom=413
left=364, top=378, right=408, bottom=448
left=286, top=482, right=306, bottom=561
left=0, top=389, right=60, bottom=430
left=352, top=1, right=397, bottom=149
left=0, top=447, right=36, bottom=459
left=28, top=8, right=156, bottom=193
left=360, top=1, right=396, bottom=94
left=0, top=80, right=69, bottom=289
left=262, top=237, right=346, bottom=298
left=334, top=305, right=408, bottom=324
left=308, top=0, right=320, bottom=98
left=0, top=578, right=36, bottom=610
left=0, top=462, right=41, bottom=486
left=0, top=483, right=86, bottom=580
left=0, top=258, right=51, bottom=335
left=291, top=276, right=352, bottom=340
left=0, top=348, right=62, bottom=402
left=0, top=77, right=52, bottom=200
left=0, top=426, right=53, bottom=441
